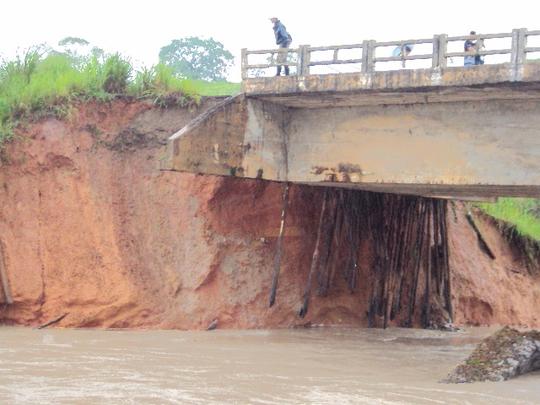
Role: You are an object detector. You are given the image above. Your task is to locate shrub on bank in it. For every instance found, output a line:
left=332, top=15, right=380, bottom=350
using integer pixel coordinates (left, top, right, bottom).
left=477, top=198, right=540, bottom=242
left=0, top=48, right=240, bottom=149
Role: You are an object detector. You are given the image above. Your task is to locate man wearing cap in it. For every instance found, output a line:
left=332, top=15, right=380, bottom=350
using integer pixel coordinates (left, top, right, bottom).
left=270, top=17, right=292, bottom=76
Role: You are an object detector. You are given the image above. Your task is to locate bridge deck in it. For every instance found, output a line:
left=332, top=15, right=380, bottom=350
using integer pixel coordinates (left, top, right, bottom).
left=243, top=64, right=540, bottom=108
left=165, top=29, right=540, bottom=199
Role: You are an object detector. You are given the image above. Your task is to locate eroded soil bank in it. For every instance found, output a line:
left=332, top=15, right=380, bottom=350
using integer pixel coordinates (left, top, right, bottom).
left=0, top=100, right=539, bottom=329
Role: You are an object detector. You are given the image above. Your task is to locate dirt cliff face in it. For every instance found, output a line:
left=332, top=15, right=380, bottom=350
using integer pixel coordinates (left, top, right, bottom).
left=0, top=100, right=538, bottom=329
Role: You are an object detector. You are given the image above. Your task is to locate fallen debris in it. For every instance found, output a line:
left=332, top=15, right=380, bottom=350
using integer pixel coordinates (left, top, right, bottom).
left=269, top=182, right=290, bottom=307
left=0, top=242, right=13, bottom=305
left=431, top=322, right=461, bottom=332
left=37, top=313, right=68, bottom=329
left=292, top=321, right=312, bottom=329
left=466, top=211, right=496, bottom=260
left=299, top=189, right=329, bottom=318
left=207, top=318, right=218, bottom=331
left=443, top=326, right=540, bottom=383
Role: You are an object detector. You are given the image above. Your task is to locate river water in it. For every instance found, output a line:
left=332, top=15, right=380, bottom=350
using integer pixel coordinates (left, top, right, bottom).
left=0, top=326, right=538, bottom=404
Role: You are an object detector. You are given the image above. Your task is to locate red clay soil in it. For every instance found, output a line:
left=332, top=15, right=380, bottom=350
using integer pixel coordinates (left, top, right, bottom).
left=0, top=100, right=538, bottom=329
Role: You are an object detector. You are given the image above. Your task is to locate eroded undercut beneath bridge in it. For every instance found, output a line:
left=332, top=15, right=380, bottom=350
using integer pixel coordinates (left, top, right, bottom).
left=203, top=178, right=540, bottom=329
left=269, top=187, right=454, bottom=329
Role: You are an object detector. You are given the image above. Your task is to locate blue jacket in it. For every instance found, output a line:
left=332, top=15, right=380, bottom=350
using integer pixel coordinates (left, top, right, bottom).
left=273, top=21, right=292, bottom=45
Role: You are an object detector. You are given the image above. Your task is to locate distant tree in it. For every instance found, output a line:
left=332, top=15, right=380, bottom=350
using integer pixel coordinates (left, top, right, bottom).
left=58, top=37, right=90, bottom=47
left=90, top=47, right=105, bottom=60
left=159, top=37, right=234, bottom=81
left=57, top=37, right=105, bottom=63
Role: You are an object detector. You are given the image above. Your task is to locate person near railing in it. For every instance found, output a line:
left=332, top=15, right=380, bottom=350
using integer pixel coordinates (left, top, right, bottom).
left=392, top=44, right=413, bottom=67
left=270, top=17, right=293, bottom=76
left=464, top=31, right=484, bottom=66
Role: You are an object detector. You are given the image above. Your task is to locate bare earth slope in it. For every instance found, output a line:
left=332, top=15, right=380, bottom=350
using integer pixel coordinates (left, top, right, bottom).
left=0, top=100, right=538, bottom=329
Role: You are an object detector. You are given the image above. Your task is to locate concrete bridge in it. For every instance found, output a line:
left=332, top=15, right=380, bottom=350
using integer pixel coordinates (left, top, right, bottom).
left=165, top=29, right=540, bottom=198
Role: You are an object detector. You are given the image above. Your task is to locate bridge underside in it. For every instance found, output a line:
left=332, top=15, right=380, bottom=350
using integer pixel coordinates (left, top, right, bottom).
left=164, top=65, right=540, bottom=199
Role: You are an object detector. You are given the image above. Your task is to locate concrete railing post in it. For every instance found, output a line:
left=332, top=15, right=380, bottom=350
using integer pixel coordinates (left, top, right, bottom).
left=511, top=29, right=520, bottom=66
left=519, top=28, right=528, bottom=65
left=511, top=28, right=527, bottom=81
left=512, top=28, right=527, bottom=66
left=241, top=48, right=248, bottom=80
left=432, top=35, right=440, bottom=68
left=362, top=40, right=375, bottom=73
left=361, top=40, right=369, bottom=72
left=437, top=34, right=448, bottom=68
left=297, top=45, right=311, bottom=76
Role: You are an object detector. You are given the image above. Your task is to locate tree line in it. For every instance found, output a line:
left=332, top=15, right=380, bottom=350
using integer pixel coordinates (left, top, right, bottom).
left=57, top=36, right=234, bottom=82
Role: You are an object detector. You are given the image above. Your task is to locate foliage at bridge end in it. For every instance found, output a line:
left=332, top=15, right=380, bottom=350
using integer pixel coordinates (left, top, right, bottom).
left=0, top=43, right=239, bottom=154
left=477, top=198, right=540, bottom=241
left=476, top=198, right=540, bottom=273
left=159, top=37, right=234, bottom=81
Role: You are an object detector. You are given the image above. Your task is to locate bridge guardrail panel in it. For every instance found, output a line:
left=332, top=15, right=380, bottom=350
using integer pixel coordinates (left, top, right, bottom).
left=241, top=28, right=537, bottom=79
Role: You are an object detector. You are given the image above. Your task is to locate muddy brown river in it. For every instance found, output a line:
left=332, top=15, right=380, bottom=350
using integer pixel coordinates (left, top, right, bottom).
left=0, top=326, right=538, bottom=404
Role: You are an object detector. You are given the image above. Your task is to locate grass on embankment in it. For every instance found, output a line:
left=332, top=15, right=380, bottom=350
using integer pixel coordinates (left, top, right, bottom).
left=188, top=80, right=241, bottom=96
left=0, top=49, right=240, bottom=150
left=477, top=198, right=540, bottom=241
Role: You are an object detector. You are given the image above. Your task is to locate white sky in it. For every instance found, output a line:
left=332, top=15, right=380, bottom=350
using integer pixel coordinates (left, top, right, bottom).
left=1, top=0, right=539, bottom=81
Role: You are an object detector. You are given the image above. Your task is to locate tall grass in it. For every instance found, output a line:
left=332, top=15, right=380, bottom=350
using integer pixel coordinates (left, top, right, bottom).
left=131, top=64, right=203, bottom=106
left=477, top=198, right=540, bottom=241
left=0, top=48, right=240, bottom=149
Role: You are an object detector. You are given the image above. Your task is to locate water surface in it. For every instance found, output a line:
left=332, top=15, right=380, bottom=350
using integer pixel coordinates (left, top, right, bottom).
left=0, top=326, right=538, bottom=404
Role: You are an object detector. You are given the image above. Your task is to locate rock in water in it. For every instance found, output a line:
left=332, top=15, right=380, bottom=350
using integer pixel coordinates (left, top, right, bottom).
left=443, top=326, right=540, bottom=383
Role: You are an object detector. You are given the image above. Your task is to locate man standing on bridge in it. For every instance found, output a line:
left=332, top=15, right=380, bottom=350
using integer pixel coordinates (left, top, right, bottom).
left=270, top=17, right=292, bottom=76
left=464, top=31, right=484, bottom=66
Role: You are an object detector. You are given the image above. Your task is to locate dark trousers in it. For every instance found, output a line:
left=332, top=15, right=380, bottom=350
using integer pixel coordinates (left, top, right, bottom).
left=276, top=41, right=291, bottom=76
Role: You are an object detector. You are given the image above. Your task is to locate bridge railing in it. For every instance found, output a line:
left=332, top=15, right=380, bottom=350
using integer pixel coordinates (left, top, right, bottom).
left=241, top=28, right=540, bottom=79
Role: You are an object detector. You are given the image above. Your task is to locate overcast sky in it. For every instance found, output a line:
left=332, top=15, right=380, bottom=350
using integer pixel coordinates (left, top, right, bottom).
left=1, top=0, right=539, bottom=80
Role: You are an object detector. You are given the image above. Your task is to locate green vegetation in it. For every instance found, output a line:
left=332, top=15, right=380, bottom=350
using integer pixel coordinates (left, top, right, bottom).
left=0, top=42, right=240, bottom=150
left=477, top=198, right=540, bottom=241
left=159, top=37, right=234, bottom=81
left=190, top=80, right=241, bottom=96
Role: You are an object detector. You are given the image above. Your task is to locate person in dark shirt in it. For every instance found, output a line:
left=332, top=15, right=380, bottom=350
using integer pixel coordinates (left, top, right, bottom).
left=464, top=31, right=484, bottom=66
left=270, top=17, right=292, bottom=76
